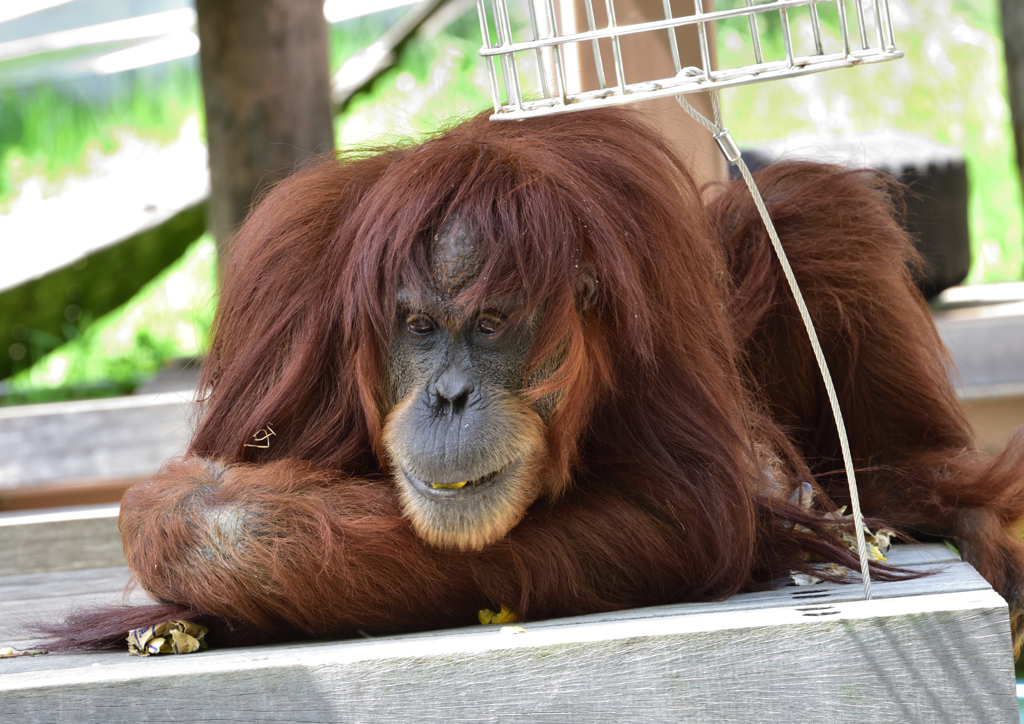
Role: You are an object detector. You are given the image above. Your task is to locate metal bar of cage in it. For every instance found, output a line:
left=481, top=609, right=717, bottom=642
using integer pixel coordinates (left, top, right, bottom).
left=779, top=6, right=795, bottom=69
left=837, top=0, right=852, bottom=56
left=585, top=0, right=609, bottom=89
left=492, top=0, right=522, bottom=111
left=880, top=0, right=895, bottom=50
left=475, top=0, right=503, bottom=113
left=480, top=0, right=902, bottom=120
left=745, top=0, right=763, bottom=65
left=486, top=49, right=901, bottom=119
left=544, top=0, right=570, bottom=104
left=662, top=0, right=682, bottom=74
left=853, top=0, right=869, bottom=50
left=808, top=1, right=824, bottom=56
left=693, top=0, right=714, bottom=83
left=480, top=0, right=871, bottom=57
left=872, top=0, right=885, bottom=50
left=526, top=0, right=552, bottom=98
left=604, top=0, right=628, bottom=93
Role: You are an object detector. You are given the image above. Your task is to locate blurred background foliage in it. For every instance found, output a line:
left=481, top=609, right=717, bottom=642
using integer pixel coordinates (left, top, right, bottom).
left=0, top=0, right=1021, bottom=404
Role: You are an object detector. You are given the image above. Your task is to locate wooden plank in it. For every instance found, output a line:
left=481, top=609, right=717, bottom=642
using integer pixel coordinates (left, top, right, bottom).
left=0, top=567, right=142, bottom=652
left=0, top=565, right=133, bottom=604
left=0, top=505, right=122, bottom=575
left=0, top=392, right=193, bottom=492
left=331, top=0, right=447, bottom=110
left=0, top=477, right=138, bottom=512
left=933, top=302, right=1024, bottom=399
left=0, top=545, right=1015, bottom=722
left=883, top=541, right=961, bottom=566
left=0, top=592, right=1014, bottom=721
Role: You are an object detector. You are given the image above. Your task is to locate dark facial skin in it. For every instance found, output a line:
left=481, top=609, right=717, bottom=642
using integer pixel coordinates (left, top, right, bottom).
left=382, top=220, right=550, bottom=551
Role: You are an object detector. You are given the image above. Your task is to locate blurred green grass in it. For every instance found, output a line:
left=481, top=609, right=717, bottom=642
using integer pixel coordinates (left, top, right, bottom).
left=2, top=233, right=216, bottom=404
left=1, top=1, right=1022, bottom=403
left=0, top=64, right=202, bottom=208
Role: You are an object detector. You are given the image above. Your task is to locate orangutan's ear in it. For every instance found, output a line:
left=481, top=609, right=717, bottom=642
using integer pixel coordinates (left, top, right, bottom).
left=575, top=269, right=599, bottom=313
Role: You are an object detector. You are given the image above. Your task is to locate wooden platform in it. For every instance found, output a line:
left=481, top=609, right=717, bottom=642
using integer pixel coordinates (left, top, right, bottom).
left=0, top=504, right=122, bottom=576
left=934, top=297, right=1024, bottom=456
left=0, top=391, right=193, bottom=511
left=0, top=543, right=1016, bottom=722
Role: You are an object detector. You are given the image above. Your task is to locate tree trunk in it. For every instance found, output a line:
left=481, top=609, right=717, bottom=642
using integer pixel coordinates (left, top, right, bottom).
left=1003, top=0, right=1024, bottom=215
left=195, top=0, right=334, bottom=261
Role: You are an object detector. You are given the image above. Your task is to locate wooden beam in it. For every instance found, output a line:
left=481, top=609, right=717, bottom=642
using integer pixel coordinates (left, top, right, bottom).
left=331, top=0, right=448, bottom=111
left=0, top=545, right=1015, bottom=722
left=0, top=505, right=123, bottom=575
left=0, top=392, right=193, bottom=495
left=195, top=0, right=335, bottom=257
left=0, top=477, right=137, bottom=512
left=0, top=201, right=206, bottom=383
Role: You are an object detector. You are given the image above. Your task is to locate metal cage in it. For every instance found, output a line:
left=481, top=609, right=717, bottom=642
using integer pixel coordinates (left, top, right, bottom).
left=476, top=0, right=902, bottom=120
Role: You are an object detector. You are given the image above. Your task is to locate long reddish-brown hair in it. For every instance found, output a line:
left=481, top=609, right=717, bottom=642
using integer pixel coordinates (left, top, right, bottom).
left=42, top=108, right=922, bottom=652
left=187, top=108, right=844, bottom=599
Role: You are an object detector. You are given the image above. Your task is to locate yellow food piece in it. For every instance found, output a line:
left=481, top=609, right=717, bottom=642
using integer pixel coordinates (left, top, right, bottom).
left=432, top=481, right=468, bottom=489
left=478, top=605, right=519, bottom=625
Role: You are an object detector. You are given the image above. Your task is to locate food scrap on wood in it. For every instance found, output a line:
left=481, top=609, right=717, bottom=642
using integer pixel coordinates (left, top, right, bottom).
left=478, top=606, right=518, bottom=625
left=127, top=620, right=208, bottom=656
left=1, top=646, right=48, bottom=659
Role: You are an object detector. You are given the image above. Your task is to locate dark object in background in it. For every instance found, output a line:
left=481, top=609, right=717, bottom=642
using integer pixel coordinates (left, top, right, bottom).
left=733, top=132, right=971, bottom=299
left=195, top=0, right=335, bottom=260
left=1002, top=0, right=1024, bottom=206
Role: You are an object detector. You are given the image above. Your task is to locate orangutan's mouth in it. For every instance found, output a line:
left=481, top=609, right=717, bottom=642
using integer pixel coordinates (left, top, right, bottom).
left=404, top=460, right=516, bottom=498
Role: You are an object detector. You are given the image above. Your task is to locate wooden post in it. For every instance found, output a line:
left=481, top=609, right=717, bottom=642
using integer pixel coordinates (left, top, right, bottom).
left=1003, top=0, right=1024, bottom=221
left=195, top=0, right=334, bottom=259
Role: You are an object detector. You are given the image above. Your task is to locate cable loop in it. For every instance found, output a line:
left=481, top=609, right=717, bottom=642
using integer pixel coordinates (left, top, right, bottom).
left=677, top=88, right=873, bottom=599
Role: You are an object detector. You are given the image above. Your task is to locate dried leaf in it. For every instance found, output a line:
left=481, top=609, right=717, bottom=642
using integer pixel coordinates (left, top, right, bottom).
left=822, top=508, right=895, bottom=561
left=478, top=605, right=518, bottom=625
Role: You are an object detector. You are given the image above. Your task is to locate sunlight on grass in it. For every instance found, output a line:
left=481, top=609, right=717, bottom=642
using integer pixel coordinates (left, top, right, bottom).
left=0, top=63, right=202, bottom=208
left=2, top=234, right=217, bottom=404
left=335, top=10, right=493, bottom=146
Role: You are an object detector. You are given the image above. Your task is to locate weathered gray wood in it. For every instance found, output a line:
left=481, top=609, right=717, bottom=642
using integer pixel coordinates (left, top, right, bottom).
left=0, top=567, right=142, bottom=652
left=0, top=544, right=1015, bottom=722
left=934, top=302, right=1024, bottom=400
left=0, top=505, right=122, bottom=575
left=0, top=392, right=193, bottom=490
left=0, top=564, right=133, bottom=604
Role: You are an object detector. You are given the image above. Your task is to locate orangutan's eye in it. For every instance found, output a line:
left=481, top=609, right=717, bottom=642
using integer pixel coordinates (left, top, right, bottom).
left=476, top=313, right=504, bottom=336
left=406, top=315, right=436, bottom=335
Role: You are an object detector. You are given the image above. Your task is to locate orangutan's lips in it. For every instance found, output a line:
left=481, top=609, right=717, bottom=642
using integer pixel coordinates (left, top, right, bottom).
left=405, top=461, right=515, bottom=498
